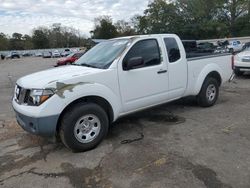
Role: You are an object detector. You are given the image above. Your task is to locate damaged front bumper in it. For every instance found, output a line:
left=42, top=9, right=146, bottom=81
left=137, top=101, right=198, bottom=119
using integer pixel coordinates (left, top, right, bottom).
left=12, top=99, right=59, bottom=137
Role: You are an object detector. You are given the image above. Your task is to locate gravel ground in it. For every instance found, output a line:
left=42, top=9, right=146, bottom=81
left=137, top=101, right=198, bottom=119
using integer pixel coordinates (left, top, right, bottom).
left=0, top=57, right=250, bottom=188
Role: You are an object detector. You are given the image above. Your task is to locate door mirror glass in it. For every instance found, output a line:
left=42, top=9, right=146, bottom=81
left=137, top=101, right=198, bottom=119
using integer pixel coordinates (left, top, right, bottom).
left=125, top=57, right=144, bottom=70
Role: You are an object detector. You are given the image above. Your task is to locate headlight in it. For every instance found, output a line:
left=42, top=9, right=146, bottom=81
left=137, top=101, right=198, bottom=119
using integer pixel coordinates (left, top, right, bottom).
left=235, top=55, right=241, bottom=62
left=28, top=89, right=54, bottom=106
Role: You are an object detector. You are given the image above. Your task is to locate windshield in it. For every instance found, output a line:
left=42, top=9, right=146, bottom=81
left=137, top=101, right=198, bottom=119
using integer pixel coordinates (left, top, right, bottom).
left=74, top=39, right=129, bottom=69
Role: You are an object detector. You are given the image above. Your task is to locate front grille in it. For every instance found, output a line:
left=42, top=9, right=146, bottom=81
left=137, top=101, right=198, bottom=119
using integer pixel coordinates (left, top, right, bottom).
left=242, top=57, right=250, bottom=62
left=15, top=85, right=30, bottom=104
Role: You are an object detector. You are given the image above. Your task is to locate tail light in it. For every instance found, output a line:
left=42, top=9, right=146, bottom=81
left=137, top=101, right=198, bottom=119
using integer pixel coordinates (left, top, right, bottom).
left=231, top=55, right=234, bottom=70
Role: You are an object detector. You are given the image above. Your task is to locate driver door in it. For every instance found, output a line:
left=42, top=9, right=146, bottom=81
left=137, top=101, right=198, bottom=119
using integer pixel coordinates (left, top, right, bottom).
left=118, top=38, right=169, bottom=112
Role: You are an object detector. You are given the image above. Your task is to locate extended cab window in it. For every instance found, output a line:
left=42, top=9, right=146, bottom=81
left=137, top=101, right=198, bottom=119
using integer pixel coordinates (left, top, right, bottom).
left=164, top=38, right=181, bottom=63
left=123, top=39, right=161, bottom=70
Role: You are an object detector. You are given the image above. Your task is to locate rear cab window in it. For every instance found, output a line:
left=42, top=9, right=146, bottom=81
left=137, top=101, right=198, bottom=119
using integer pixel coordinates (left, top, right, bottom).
left=164, top=38, right=181, bottom=63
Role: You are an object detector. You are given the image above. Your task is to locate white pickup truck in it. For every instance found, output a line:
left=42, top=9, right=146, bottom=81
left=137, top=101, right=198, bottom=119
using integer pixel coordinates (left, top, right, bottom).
left=12, top=34, right=233, bottom=152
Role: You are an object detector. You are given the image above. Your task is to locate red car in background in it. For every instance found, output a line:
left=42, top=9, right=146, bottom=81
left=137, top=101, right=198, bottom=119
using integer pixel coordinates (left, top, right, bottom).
left=56, top=51, right=85, bottom=66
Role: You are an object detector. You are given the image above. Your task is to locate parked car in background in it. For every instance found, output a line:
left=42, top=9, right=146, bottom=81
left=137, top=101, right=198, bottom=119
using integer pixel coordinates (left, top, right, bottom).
left=22, top=52, right=32, bottom=57
left=227, top=40, right=243, bottom=53
left=43, top=52, right=52, bottom=58
left=52, top=50, right=61, bottom=58
left=6, top=52, right=20, bottom=59
left=233, top=45, right=250, bottom=76
left=56, top=51, right=85, bottom=66
left=35, top=52, right=43, bottom=57
left=61, top=49, right=72, bottom=57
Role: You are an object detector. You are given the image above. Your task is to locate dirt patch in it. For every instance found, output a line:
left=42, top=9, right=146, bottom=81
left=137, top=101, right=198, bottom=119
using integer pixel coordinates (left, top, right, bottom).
left=0, top=143, right=61, bottom=177
left=0, top=162, right=112, bottom=188
left=0, top=120, right=23, bottom=141
left=169, top=153, right=233, bottom=188
left=192, top=165, right=231, bottom=188
left=17, top=134, right=50, bottom=149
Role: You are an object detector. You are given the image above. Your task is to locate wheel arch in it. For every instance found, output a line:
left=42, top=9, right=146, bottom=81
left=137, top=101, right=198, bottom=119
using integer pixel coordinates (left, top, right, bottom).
left=196, top=71, right=222, bottom=95
left=56, top=95, right=114, bottom=133
left=194, top=63, right=223, bottom=95
left=205, top=71, right=222, bottom=86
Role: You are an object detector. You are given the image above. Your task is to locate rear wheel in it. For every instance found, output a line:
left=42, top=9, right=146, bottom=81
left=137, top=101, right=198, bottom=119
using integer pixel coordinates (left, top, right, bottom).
left=197, top=77, right=219, bottom=107
left=59, top=103, right=109, bottom=152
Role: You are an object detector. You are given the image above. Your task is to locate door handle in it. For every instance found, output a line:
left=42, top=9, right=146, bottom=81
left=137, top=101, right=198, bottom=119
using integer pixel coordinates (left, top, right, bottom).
left=157, top=70, right=167, bottom=74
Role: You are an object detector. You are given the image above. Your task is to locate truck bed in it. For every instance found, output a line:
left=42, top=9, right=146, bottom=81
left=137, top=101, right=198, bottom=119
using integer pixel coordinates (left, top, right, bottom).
left=185, top=53, right=232, bottom=96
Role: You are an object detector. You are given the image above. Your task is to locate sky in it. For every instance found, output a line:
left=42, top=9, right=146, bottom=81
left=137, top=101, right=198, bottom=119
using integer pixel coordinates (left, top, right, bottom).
left=0, top=0, right=149, bottom=37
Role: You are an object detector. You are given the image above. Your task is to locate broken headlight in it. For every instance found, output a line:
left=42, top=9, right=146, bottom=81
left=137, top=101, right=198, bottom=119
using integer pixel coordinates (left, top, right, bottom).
left=28, top=89, right=54, bottom=106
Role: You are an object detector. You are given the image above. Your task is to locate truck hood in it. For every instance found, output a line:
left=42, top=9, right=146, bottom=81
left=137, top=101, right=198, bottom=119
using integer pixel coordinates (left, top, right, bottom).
left=17, top=65, right=103, bottom=88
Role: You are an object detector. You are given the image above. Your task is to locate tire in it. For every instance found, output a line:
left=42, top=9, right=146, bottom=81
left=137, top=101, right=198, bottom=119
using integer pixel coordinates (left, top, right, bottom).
left=234, top=69, right=244, bottom=76
left=59, top=102, right=109, bottom=152
left=66, top=62, right=71, bottom=65
left=197, top=77, right=219, bottom=107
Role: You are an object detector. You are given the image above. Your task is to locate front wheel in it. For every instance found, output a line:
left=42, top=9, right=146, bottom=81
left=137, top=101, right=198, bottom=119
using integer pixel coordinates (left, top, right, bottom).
left=59, top=103, right=109, bottom=152
left=197, top=77, right=219, bottom=107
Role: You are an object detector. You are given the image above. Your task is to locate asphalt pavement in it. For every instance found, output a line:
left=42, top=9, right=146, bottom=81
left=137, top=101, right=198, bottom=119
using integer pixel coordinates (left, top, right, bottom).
left=0, top=57, right=250, bottom=188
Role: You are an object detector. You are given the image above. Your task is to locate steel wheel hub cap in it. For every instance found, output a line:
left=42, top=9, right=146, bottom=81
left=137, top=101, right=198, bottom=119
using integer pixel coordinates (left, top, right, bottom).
left=206, top=84, right=216, bottom=101
left=74, top=114, right=101, bottom=143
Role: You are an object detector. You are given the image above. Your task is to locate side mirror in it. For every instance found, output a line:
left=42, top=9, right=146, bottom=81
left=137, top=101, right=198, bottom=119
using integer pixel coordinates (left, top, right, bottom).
left=124, top=57, right=144, bottom=70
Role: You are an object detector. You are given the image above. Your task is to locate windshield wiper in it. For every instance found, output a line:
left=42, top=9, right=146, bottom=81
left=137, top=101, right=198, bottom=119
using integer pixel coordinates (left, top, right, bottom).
left=80, top=63, right=99, bottom=69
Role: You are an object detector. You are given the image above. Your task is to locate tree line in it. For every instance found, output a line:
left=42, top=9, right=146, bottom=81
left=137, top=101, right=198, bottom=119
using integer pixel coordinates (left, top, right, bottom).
left=0, top=23, right=88, bottom=51
left=92, top=0, right=250, bottom=40
left=0, top=0, right=249, bottom=51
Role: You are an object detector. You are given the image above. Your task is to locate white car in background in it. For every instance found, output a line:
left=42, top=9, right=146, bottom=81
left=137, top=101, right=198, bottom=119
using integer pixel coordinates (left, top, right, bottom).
left=52, top=50, right=61, bottom=58
left=234, top=45, right=250, bottom=76
left=227, top=40, right=243, bottom=53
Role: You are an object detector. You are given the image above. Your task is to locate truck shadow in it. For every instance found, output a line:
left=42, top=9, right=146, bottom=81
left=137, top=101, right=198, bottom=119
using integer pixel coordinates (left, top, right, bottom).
left=107, top=98, right=197, bottom=145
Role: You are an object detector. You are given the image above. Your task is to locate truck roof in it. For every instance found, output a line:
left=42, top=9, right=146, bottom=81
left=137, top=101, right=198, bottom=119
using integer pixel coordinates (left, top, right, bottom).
left=112, top=34, right=178, bottom=40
